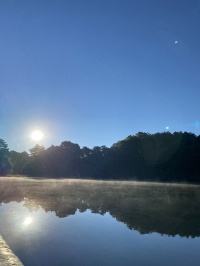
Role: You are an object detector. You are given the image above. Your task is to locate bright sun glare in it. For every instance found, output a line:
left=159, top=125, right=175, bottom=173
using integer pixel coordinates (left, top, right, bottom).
left=23, top=217, right=33, bottom=226
left=31, top=130, right=44, bottom=141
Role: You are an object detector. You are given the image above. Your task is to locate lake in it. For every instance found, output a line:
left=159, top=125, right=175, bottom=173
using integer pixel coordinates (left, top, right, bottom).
left=0, top=177, right=200, bottom=266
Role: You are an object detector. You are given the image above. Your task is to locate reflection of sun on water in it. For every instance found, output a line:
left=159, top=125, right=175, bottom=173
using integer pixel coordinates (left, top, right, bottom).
left=23, top=217, right=33, bottom=226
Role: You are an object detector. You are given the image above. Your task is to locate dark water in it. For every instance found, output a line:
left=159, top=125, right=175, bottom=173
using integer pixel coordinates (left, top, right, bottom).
left=0, top=178, right=200, bottom=266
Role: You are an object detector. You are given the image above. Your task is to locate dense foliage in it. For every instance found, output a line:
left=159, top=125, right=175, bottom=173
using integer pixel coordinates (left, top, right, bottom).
left=0, top=139, right=12, bottom=175
left=1, top=132, right=200, bottom=182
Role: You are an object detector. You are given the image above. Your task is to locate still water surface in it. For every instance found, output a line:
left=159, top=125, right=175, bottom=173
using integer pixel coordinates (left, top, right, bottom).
left=0, top=178, right=200, bottom=266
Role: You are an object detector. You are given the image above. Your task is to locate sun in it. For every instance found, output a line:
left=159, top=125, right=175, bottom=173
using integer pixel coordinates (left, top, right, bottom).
left=31, top=130, right=44, bottom=141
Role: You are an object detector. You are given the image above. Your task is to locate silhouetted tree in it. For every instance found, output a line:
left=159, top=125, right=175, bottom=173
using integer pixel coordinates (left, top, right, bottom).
left=0, top=139, right=12, bottom=175
left=9, top=151, right=29, bottom=175
left=29, top=144, right=45, bottom=156
left=23, top=145, right=46, bottom=176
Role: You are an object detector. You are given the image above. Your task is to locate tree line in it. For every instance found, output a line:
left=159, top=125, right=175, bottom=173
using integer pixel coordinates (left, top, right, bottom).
left=1, top=131, right=200, bottom=182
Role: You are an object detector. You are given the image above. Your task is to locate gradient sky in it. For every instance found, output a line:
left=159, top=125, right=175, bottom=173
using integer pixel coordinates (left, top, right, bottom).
left=1, top=0, right=200, bottom=152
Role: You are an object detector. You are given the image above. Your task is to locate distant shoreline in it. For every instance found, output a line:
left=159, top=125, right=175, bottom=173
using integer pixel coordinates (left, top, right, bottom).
left=1, top=132, right=199, bottom=183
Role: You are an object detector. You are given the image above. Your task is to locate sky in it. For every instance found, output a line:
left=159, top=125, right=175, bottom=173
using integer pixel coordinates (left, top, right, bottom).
left=1, top=0, right=200, bottom=152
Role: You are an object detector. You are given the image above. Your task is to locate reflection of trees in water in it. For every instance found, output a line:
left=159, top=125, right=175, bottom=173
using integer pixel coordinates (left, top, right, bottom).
left=23, top=198, right=40, bottom=212
left=0, top=178, right=200, bottom=238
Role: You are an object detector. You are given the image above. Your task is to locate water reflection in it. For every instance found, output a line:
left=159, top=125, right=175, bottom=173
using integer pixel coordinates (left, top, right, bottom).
left=23, top=217, right=33, bottom=226
left=1, top=178, right=200, bottom=266
left=0, top=178, right=200, bottom=238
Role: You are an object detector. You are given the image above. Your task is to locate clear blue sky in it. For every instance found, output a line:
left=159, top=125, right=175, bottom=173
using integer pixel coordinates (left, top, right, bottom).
left=1, top=0, right=200, bottom=152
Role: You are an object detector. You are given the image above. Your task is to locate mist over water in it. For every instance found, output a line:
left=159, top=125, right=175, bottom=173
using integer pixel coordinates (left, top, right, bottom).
left=0, top=178, right=200, bottom=266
